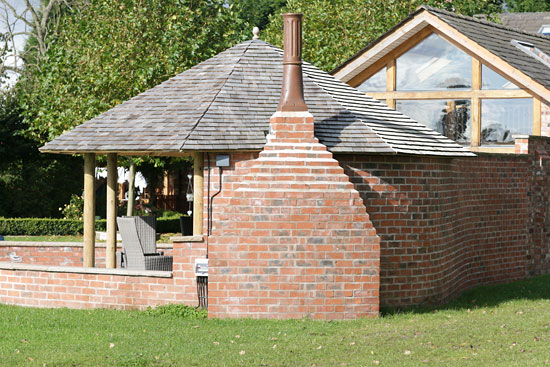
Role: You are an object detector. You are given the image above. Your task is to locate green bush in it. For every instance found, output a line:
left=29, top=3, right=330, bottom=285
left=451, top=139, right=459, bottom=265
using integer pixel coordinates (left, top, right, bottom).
left=0, top=216, right=180, bottom=236
left=144, top=304, right=207, bottom=319
left=0, top=217, right=86, bottom=235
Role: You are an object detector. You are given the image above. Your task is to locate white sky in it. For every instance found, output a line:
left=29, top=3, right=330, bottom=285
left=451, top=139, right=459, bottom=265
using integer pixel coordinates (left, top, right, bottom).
left=0, top=0, right=37, bottom=88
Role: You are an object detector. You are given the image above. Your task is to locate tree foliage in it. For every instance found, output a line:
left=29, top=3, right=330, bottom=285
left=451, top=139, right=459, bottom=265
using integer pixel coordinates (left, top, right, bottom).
left=504, top=0, right=550, bottom=12
left=0, top=92, right=82, bottom=218
left=20, top=0, right=247, bottom=144
left=263, top=0, right=504, bottom=72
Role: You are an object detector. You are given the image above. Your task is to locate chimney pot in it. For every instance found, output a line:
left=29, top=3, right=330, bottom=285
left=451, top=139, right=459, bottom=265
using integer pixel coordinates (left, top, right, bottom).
left=277, top=13, right=308, bottom=112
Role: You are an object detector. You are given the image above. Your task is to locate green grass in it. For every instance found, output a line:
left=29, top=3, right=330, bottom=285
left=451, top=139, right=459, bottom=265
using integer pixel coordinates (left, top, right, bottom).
left=1, top=275, right=550, bottom=366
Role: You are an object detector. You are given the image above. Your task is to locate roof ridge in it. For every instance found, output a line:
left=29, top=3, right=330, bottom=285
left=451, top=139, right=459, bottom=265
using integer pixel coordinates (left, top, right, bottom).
left=421, top=5, right=550, bottom=41
left=178, top=41, right=253, bottom=151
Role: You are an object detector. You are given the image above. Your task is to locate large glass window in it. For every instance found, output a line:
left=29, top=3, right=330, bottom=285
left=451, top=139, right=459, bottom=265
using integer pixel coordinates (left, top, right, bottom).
left=482, top=65, right=519, bottom=90
left=396, top=34, right=472, bottom=91
left=396, top=100, right=471, bottom=144
left=481, top=99, right=532, bottom=144
left=357, top=67, right=386, bottom=92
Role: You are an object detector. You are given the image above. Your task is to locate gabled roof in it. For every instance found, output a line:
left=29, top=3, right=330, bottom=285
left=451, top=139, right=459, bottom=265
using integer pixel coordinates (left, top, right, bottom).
left=498, top=12, right=550, bottom=34
left=41, top=39, right=473, bottom=157
left=333, top=6, right=550, bottom=103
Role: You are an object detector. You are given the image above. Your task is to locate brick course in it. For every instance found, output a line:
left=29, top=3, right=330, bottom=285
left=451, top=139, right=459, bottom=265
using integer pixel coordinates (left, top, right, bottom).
left=337, top=135, right=550, bottom=307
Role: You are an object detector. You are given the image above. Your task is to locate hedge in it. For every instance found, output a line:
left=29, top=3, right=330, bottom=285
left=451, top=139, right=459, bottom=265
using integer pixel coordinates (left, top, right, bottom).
left=0, top=217, right=182, bottom=236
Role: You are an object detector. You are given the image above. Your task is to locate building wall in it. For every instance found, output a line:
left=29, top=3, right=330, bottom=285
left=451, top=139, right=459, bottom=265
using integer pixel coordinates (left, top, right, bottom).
left=336, top=135, right=550, bottom=307
left=0, top=240, right=202, bottom=309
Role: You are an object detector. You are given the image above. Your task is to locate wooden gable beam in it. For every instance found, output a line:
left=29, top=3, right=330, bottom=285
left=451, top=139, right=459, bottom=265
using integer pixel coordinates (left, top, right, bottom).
left=335, top=9, right=550, bottom=104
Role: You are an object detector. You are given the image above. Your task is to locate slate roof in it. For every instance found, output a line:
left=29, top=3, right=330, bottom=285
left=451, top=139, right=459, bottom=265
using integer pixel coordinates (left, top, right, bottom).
left=41, top=39, right=473, bottom=157
left=334, top=6, right=550, bottom=91
left=498, top=12, right=550, bottom=34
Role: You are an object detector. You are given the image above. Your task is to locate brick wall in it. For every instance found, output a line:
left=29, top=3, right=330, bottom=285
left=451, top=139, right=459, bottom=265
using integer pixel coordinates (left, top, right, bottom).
left=207, top=112, right=380, bottom=319
left=0, top=243, right=173, bottom=268
left=336, top=135, right=550, bottom=307
left=0, top=240, right=202, bottom=309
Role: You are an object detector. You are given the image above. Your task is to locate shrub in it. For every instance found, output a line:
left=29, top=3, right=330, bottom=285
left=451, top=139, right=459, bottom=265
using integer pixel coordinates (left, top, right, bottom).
left=144, top=304, right=207, bottom=319
left=60, top=194, right=84, bottom=220
left=0, top=216, right=180, bottom=235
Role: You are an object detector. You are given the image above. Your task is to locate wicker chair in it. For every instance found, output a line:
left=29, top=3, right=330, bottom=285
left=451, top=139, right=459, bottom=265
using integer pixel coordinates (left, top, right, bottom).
left=116, top=216, right=173, bottom=271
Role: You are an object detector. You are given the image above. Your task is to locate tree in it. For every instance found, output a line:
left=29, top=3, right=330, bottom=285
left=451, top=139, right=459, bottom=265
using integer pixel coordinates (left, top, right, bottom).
left=234, top=0, right=286, bottom=30
left=263, top=0, right=504, bottom=72
left=19, top=0, right=247, bottom=144
left=504, top=0, right=550, bottom=12
left=0, top=91, right=82, bottom=218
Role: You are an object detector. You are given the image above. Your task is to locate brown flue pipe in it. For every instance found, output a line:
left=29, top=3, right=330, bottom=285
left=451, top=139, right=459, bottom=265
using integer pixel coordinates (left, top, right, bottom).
left=277, top=13, right=308, bottom=112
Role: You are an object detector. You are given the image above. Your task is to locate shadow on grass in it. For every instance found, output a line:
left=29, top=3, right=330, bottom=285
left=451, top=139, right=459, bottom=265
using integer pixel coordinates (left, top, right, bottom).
left=381, top=274, right=550, bottom=317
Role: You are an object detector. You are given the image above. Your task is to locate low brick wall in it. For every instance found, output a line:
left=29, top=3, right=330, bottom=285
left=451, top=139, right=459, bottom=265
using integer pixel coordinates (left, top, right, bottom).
left=0, top=239, right=203, bottom=310
left=0, top=242, right=173, bottom=268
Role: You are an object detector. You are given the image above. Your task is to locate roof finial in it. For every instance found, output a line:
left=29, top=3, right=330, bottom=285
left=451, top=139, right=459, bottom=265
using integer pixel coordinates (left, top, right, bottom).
left=253, top=26, right=260, bottom=40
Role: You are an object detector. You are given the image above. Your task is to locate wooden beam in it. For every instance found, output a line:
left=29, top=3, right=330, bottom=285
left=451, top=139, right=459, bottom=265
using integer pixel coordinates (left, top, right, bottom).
left=386, top=59, right=396, bottom=109
left=334, top=14, right=432, bottom=83
left=470, top=146, right=516, bottom=154
left=348, top=26, right=433, bottom=88
left=365, top=89, right=532, bottom=100
left=425, top=13, right=550, bottom=103
left=83, top=153, right=95, bottom=268
left=106, top=153, right=117, bottom=269
left=534, top=97, right=542, bottom=136
left=193, top=152, right=204, bottom=237
left=471, top=58, right=482, bottom=146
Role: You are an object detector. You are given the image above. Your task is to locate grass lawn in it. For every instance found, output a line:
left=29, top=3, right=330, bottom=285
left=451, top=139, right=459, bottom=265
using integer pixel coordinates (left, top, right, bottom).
left=1, top=276, right=550, bottom=366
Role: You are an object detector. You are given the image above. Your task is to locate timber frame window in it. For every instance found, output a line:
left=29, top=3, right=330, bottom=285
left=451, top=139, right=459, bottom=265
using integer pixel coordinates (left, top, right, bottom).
left=350, top=30, right=541, bottom=152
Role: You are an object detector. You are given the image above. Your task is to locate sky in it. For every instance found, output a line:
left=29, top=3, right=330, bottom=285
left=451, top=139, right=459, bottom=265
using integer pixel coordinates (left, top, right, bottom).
left=0, top=0, right=36, bottom=88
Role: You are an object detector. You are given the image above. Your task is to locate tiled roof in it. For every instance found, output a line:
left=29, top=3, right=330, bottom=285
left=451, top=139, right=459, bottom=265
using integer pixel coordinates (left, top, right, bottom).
left=40, top=40, right=473, bottom=157
left=498, top=12, right=550, bottom=34
left=424, top=6, right=550, bottom=89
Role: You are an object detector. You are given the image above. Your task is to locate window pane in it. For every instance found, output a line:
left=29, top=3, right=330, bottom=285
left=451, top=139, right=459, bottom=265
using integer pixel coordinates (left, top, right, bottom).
left=396, top=33, right=471, bottom=91
left=482, top=65, right=519, bottom=90
left=357, top=67, right=386, bottom=92
left=396, top=100, right=471, bottom=144
left=481, top=98, right=532, bottom=144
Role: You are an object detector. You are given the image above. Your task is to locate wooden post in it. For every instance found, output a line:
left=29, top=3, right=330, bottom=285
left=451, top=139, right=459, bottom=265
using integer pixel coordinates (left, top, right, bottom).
left=534, top=97, right=542, bottom=136
left=106, top=153, right=118, bottom=268
left=471, top=58, right=482, bottom=147
left=386, top=59, right=396, bottom=109
left=126, top=161, right=136, bottom=216
left=193, top=152, right=204, bottom=236
left=83, top=153, right=96, bottom=267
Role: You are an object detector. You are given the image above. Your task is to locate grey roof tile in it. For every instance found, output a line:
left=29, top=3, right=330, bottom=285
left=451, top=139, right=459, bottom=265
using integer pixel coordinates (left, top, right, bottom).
left=40, top=39, right=472, bottom=157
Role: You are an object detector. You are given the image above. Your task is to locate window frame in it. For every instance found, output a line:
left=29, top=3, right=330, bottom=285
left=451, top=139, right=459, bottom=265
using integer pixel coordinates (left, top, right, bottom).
left=349, top=28, right=541, bottom=151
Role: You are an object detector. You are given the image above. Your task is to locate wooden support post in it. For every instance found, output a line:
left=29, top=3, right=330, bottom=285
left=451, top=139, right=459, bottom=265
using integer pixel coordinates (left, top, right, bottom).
left=126, top=161, right=136, bottom=216
left=534, top=97, right=542, bottom=136
left=471, top=58, right=482, bottom=147
left=193, top=152, right=204, bottom=236
left=106, top=153, right=118, bottom=268
left=83, top=153, right=96, bottom=267
left=386, top=59, right=396, bottom=109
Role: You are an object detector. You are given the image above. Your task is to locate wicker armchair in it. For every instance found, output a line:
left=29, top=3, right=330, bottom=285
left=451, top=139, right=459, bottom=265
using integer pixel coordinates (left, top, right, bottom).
left=116, top=216, right=173, bottom=271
